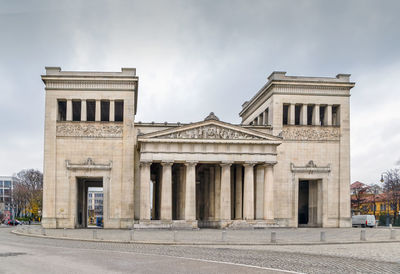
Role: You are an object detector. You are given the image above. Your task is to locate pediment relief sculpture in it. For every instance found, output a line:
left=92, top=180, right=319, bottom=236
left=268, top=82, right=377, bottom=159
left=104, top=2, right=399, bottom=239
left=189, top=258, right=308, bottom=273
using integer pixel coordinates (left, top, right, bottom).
left=156, top=125, right=262, bottom=140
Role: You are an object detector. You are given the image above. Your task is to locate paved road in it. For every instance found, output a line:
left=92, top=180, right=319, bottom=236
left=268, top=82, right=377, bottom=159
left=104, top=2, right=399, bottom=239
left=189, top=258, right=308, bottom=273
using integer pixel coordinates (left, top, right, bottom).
left=1, top=227, right=399, bottom=273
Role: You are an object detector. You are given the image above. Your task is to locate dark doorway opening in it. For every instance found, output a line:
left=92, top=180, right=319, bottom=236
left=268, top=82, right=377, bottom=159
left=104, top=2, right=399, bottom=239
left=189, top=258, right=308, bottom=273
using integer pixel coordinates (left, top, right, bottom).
left=76, top=177, right=103, bottom=228
left=298, top=179, right=322, bottom=227
left=298, top=180, right=309, bottom=225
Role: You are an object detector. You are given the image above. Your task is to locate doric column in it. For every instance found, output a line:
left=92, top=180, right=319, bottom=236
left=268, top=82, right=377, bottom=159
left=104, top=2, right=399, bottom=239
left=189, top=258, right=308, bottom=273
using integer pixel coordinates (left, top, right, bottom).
left=109, top=100, right=115, bottom=122
left=139, top=161, right=152, bottom=220
left=95, top=100, right=101, bottom=121
left=243, top=162, right=256, bottom=220
left=263, top=164, right=274, bottom=220
left=300, top=104, right=307, bottom=125
left=325, top=104, right=332, bottom=126
left=209, top=166, right=215, bottom=219
left=289, top=104, right=295, bottom=125
left=184, top=161, right=197, bottom=221
left=66, top=99, right=72, bottom=121
left=81, top=99, right=87, bottom=121
left=312, top=104, right=320, bottom=126
left=220, top=162, right=232, bottom=220
left=214, top=165, right=221, bottom=220
left=235, top=165, right=243, bottom=219
left=160, top=161, right=173, bottom=220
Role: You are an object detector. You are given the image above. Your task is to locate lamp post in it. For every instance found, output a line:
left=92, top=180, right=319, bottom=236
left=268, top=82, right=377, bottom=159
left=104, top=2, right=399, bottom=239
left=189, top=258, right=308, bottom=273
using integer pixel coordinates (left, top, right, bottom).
left=380, top=173, right=390, bottom=226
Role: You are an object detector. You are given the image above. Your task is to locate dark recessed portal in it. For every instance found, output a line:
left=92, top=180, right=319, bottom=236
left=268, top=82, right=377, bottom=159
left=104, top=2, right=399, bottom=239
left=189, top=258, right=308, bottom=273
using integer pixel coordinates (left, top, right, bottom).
left=76, top=177, right=103, bottom=228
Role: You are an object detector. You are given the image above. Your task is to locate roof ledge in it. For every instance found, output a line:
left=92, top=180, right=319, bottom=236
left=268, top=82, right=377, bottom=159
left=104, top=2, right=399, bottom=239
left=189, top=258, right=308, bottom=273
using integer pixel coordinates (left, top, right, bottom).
left=267, top=71, right=287, bottom=81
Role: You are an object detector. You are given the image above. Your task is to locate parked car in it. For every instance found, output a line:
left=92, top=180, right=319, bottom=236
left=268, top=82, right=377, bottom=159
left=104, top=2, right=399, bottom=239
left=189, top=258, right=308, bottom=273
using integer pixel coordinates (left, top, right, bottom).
left=352, top=215, right=376, bottom=227
left=7, top=219, right=21, bottom=226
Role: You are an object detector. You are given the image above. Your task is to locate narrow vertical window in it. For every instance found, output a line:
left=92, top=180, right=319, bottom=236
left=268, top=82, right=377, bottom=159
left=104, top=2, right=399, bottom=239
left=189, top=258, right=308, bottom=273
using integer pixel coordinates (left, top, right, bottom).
left=265, top=108, right=269, bottom=125
left=115, top=100, right=124, bottom=122
left=72, top=100, right=81, bottom=121
left=57, top=100, right=67, bottom=121
left=320, top=106, right=326, bottom=126
left=101, top=100, right=110, bottom=121
left=282, top=104, right=289, bottom=125
left=86, top=100, right=96, bottom=121
left=295, top=105, right=301, bottom=125
left=332, top=105, right=340, bottom=126
left=307, top=105, right=313, bottom=126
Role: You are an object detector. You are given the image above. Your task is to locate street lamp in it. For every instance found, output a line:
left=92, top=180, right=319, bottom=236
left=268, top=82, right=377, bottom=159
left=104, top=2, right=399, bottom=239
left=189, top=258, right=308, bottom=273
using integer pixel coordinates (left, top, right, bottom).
left=380, top=172, right=390, bottom=226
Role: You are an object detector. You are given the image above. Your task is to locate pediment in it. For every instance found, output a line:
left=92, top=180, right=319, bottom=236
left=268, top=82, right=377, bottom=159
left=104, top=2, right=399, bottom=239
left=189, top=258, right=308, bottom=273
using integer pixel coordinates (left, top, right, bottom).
left=138, top=119, right=281, bottom=142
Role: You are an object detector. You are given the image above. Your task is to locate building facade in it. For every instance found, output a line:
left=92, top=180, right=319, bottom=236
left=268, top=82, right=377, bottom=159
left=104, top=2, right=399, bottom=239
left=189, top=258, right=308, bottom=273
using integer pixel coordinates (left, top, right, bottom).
left=0, top=176, right=15, bottom=220
left=41, top=67, right=354, bottom=229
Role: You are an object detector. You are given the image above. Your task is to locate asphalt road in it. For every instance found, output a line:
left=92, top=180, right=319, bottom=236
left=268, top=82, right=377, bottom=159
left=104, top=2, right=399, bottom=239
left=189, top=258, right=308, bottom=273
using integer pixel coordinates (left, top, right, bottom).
left=0, top=227, right=399, bottom=273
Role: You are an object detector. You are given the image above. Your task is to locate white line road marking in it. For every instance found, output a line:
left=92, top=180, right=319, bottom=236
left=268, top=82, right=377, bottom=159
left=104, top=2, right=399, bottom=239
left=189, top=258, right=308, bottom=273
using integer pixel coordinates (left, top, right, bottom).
left=6, top=235, right=303, bottom=273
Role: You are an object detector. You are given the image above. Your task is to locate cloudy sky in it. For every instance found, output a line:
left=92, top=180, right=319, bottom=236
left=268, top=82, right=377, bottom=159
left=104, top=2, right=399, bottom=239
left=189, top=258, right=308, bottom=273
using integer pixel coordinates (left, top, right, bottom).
left=1, top=0, right=399, bottom=185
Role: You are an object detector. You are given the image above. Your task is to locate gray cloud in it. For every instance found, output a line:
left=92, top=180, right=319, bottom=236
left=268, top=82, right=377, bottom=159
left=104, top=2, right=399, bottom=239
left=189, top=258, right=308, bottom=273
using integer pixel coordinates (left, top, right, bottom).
left=1, top=0, right=400, bottom=184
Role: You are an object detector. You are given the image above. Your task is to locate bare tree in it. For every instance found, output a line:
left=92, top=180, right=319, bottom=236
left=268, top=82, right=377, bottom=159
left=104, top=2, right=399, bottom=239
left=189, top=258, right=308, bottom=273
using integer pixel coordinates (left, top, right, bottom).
left=12, top=169, right=43, bottom=219
left=367, top=184, right=382, bottom=216
left=382, top=169, right=400, bottom=223
left=351, top=181, right=369, bottom=214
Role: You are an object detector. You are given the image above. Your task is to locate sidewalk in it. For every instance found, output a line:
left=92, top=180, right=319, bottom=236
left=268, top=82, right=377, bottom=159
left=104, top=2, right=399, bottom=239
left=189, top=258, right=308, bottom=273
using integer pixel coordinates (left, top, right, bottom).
left=12, top=226, right=400, bottom=245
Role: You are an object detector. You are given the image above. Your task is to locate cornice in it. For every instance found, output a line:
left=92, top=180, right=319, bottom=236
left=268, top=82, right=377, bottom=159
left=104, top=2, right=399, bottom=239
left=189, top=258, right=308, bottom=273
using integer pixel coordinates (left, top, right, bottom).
left=239, top=78, right=354, bottom=118
left=43, top=79, right=136, bottom=91
left=138, top=138, right=282, bottom=145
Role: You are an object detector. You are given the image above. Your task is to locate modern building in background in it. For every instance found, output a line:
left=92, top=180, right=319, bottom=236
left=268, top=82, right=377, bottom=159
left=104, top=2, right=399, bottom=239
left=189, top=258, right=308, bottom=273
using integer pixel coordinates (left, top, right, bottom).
left=88, top=189, right=103, bottom=225
left=0, top=176, right=15, bottom=220
left=41, top=67, right=354, bottom=229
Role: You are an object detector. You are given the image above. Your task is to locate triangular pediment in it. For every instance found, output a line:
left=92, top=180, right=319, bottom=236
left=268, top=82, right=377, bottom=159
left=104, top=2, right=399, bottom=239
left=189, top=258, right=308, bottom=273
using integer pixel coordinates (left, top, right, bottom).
left=138, top=119, right=281, bottom=142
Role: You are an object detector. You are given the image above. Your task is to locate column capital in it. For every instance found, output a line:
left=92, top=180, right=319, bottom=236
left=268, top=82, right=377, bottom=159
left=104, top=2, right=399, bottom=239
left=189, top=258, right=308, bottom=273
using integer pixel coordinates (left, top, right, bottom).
left=184, top=161, right=198, bottom=167
left=220, top=162, right=233, bottom=167
left=243, top=162, right=257, bottom=167
left=139, top=161, right=152, bottom=167
left=260, top=161, right=277, bottom=167
left=161, top=161, right=173, bottom=167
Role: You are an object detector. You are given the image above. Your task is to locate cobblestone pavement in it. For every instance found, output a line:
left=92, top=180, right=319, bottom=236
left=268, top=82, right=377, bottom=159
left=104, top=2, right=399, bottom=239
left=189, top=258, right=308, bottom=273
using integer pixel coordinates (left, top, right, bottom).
left=3, top=227, right=400, bottom=273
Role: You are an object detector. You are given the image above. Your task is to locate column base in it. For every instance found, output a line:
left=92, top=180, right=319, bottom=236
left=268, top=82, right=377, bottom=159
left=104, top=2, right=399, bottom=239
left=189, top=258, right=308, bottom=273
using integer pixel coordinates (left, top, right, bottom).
left=133, top=220, right=198, bottom=229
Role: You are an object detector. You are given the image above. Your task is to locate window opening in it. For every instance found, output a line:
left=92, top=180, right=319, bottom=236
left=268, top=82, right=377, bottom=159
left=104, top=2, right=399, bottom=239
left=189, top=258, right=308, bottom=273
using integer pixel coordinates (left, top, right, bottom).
left=86, top=100, right=96, bottom=121
left=282, top=105, right=289, bottom=125
left=307, top=105, right=313, bottom=126
left=295, top=105, right=301, bottom=125
left=332, top=105, right=339, bottom=126
left=320, top=106, right=326, bottom=126
left=115, top=101, right=124, bottom=122
left=72, top=100, right=81, bottom=121
left=265, top=108, right=269, bottom=125
left=101, top=100, right=110, bottom=122
left=57, top=100, right=67, bottom=121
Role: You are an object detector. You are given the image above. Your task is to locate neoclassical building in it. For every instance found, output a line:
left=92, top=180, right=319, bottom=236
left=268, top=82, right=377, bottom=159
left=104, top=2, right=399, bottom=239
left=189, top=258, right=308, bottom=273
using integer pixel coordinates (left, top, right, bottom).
left=41, top=67, right=354, bottom=229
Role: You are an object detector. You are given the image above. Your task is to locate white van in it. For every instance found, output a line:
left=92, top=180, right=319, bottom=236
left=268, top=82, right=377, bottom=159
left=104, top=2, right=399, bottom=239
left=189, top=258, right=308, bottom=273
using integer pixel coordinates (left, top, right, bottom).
left=352, top=215, right=376, bottom=227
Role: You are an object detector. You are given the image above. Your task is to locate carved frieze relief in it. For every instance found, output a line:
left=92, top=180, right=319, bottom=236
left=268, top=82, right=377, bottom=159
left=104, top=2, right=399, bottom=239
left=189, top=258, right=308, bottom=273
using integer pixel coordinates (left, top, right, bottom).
left=66, top=158, right=112, bottom=170
left=281, top=126, right=340, bottom=141
left=291, top=160, right=331, bottom=174
left=56, top=122, right=123, bottom=138
left=157, top=125, right=262, bottom=140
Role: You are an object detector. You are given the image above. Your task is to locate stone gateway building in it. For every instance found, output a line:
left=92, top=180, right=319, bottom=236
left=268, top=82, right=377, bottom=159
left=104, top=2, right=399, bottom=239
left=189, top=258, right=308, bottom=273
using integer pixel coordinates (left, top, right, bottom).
left=41, top=67, right=354, bottom=229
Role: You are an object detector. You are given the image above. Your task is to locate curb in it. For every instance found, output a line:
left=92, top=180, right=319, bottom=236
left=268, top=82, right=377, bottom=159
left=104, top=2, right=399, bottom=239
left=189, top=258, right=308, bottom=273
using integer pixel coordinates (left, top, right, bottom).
left=11, top=230, right=400, bottom=246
